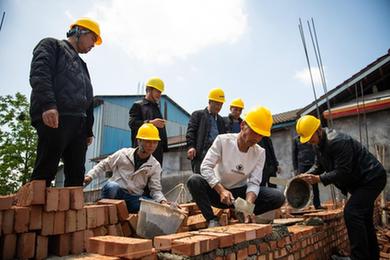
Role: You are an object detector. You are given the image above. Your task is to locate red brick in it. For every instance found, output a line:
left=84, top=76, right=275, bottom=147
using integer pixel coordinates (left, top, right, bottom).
left=127, top=214, right=138, bottom=232
left=97, top=199, right=129, bottom=221
left=17, top=232, right=36, bottom=259
left=84, top=229, right=94, bottom=252
left=248, top=244, right=257, bottom=255
left=85, top=205, right=98, bottom=229
left=14, top=206, right=30, bottom=233
left=49, top=233, right=70, bottom=256
left=172, top=235, right=218, bottom=256
left=92, top=226, right=108, bottom=236
left=65, top=210, right=77, bottom=233
left=76, top=208, right=87, bottom=231
left=2, top=208, right=14, bottom=234
left=53, top=211, right=65, bottom=234
left=0, top=194, right=16, bottom=210
left=58, top=188, right=70, bottom=211
left=1, top=233, right=17, bottom=260
left=16, top=180, right=46, bottom=206
left=45, top=188, right=59, bottom=211
left=95, top=205, right=106, bottom=227
left=41, top=212, right=54, bottom=235
left=236, top=247, right=248, bottom=260
left=121, top=221, right=132, bottom=237
left=190, top=230, right=234, bottom=248
left=107, top=225, right=119, bottom=236
left=154, top=232, right=193, bottom=251
left=68, top=187, right=84, bottom=209
left=107, top=204, right=118, bottom=224
left=29, top=205, right=43, bottom=230
left=71, top=230, right=85, bottom=255
left=88, top=236, right=153, bottom=259
left=231, top=223, right=272, bottom=238
left=115, top=223, right=124, bottom=236
left=207, top=226, right=247, bottom=244
left=35, top=235, right=48, bottom=260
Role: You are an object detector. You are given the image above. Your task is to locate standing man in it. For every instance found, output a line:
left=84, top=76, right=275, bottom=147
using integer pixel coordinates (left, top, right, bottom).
left=29, top=18, right=102, bottom=187
left=129, top=77, right=168, bottom=166
left=186, top=88, right=226, bottom=174
left=292, top=136, right=323, bottom=209
left=84, top=123, right=167, bottom=213
left=258, top=137, right=280, bottom=188
left=187, top=107, right=285, bottom=227
left=224, top=98, right=244, bottom=133
left=297, top=115, right=386, bottom=260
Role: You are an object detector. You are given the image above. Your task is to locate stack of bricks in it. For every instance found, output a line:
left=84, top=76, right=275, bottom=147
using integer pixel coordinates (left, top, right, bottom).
left=377, top=225, right=390, bottom=259
left=0, top=180, right=134, bottom=259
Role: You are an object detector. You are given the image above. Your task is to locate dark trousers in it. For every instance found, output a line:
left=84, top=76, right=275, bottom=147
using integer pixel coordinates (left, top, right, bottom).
left=31, top=116, right=87, bottom=187
left=260, top=165, right=277, bottom=188
left=191, top=155, right=204, bottom=174
left=344, top=172, right=386, bottom=260
left=187, top=174, right=285, bottom=221
left=299, top=165, right=321, bottom=208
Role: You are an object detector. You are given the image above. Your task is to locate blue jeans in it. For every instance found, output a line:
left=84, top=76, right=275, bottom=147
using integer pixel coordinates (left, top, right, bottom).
left=101, top=181, right=151, bottom=213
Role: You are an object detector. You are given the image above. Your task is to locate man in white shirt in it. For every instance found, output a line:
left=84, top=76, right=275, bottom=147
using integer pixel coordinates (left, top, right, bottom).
left=187, top=106, right=285, bottom=227
left=84, top=123, right=167, bottom=213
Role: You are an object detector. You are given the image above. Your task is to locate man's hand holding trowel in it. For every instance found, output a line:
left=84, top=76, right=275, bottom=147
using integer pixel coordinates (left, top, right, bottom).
left=215, top=183, right=256, bottom=223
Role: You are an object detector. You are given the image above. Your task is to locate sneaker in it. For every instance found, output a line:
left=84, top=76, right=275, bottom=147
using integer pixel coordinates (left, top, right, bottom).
left=208, top=218, right=220, bottom=228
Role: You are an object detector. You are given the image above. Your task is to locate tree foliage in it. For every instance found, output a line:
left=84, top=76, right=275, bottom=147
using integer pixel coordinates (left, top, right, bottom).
left=0, top=93, right=37, bottom=195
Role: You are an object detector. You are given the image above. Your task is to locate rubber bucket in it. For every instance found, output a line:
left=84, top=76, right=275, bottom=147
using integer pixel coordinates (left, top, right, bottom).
left=285, top=177, right=312, bottom=209
left=136, top=199, right=186, bottom=238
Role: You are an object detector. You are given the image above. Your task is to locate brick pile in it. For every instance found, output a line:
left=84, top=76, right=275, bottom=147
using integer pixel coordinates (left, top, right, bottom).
left=0, top=181, right=139, bottom=259
left=377, top=225, right=390, bottom=260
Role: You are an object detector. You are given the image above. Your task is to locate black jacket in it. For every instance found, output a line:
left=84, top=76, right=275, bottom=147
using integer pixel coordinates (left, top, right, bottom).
left=292, top=136, right=315, bottom=172
left=29, top=38, right=94, bottom=136
left=309, top=128, right=385, bottom=195
left=128, top=98, right=168, bottom=152
left=223, top=114, right=243, bottom=133
left=186, top=108, right=226, bottom=160
left=258, top=137, right=279, bottom=171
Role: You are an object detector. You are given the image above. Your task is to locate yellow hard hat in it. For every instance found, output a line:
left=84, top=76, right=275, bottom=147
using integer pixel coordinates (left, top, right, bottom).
left=70, top=17, right=102, bottom=45
left=230, top=98, right=244, bottom=109
left=136, top=123, right=161, bottom=141
left=208, top=88, right=225, bottom=103
left=296, top=115, right=321, bottom=143
left=244, top=106, right=273, bottom=137
left=146, top=77, right=164, bottom=92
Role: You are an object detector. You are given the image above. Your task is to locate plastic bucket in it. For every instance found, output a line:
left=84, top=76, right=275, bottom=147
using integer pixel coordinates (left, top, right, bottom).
left=136, top=199, right=186, bottom=238
left=285, top=177, right=312, bottom=209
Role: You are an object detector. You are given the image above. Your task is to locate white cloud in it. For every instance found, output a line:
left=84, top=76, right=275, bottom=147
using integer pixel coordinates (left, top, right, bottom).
left=294, top=67, right=324, bottom=86
left=87, top=0, right=247, bottom=64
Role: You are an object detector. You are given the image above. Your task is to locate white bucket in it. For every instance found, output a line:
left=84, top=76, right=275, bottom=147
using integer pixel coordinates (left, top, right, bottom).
left=136, top=199, right=186, bottom=238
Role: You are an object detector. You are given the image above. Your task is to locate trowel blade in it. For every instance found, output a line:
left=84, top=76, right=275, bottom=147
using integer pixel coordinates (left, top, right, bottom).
left=233, top=197, right=255, bottom=215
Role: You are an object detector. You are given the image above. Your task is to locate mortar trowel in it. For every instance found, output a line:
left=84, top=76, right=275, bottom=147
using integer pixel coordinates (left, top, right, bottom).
left=233, top=197, right=255, bottom=223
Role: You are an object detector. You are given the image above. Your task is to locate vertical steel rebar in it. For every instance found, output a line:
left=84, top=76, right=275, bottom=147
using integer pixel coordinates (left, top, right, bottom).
left=298, top=18, right=321, bottom=118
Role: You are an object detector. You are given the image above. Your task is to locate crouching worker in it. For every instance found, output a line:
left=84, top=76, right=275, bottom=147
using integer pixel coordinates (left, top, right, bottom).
left=187, top=106, right=285, bottom=227
left=84, top=123, right=167, bottom=213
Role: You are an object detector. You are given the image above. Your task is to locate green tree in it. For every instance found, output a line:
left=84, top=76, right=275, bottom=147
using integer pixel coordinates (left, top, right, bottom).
left=0, top=92, right=37, bottom=195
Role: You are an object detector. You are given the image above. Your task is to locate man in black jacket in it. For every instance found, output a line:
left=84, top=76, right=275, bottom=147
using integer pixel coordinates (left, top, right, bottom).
left=258, top=137, right=280, bottom=188
left=297, top=115, right=386, bottom=260
left=292, top=136, right=323, bottom=209
left=29, top=17, right=102, bottom=187
left=129, top=77, right=168, bottom=166
left=224, top=98, right=244, bottom=134
left=186, top=88, right=226, bottom=174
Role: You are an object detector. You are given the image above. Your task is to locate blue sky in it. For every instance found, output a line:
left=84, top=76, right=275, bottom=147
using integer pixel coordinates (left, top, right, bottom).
left=0, top=0, right=389, bottom=116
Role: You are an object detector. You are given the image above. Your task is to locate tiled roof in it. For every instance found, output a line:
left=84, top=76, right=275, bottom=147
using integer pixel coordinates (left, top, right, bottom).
left=273, top=108, right=300, bottom=124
